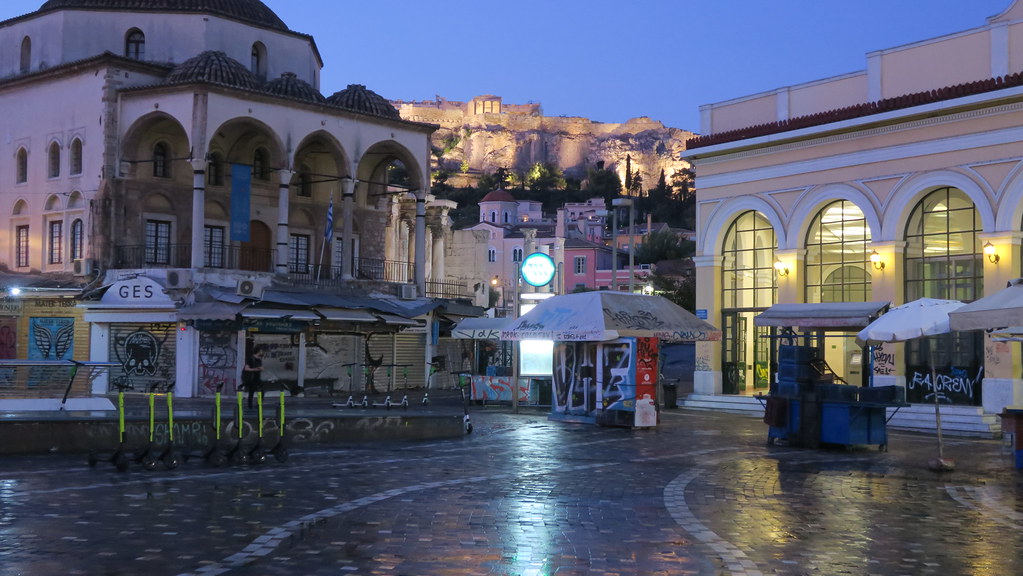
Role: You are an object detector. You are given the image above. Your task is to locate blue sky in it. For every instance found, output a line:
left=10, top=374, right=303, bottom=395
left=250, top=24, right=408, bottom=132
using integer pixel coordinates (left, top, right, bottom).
left=1, top=0, right=1014, bottom=131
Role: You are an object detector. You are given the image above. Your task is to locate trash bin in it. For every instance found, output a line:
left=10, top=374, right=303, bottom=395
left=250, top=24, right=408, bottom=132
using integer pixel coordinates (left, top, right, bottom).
left=662, top=379, right=678, bottom=409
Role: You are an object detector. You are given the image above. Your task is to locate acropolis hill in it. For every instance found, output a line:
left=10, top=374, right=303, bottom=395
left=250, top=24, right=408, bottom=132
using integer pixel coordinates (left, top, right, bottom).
left=392, top=95, right=694, bottom=188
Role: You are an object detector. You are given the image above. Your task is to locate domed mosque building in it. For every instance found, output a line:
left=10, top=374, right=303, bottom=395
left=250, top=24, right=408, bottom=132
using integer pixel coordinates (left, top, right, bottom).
left=0, top=1, right=483, bottom=399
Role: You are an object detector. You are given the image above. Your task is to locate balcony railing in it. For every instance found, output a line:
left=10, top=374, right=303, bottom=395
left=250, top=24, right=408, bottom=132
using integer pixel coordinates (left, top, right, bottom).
left=425, top=281, right=472, bottom=299
left=115, top=244, right=276, bottom=272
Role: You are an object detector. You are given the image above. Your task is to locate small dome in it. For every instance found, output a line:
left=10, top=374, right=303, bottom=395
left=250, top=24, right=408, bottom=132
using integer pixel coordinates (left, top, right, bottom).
left=264, top=72, right=325, bottom=103
left=481, top=189, right=517, bottom=203
left=165, top=51, right=259, bottom=90
left=38, top=0, right=288, bottom=31
left=326, top=84, right=401, bottom=120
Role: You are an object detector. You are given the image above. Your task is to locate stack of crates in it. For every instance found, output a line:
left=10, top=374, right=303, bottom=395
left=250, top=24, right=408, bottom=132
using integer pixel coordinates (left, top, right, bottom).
left=775, top=345, right=818, bottom=398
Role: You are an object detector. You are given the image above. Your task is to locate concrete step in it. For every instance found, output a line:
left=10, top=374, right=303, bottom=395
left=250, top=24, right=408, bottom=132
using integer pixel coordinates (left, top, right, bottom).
left=680, top=394, right=1002, bottom=439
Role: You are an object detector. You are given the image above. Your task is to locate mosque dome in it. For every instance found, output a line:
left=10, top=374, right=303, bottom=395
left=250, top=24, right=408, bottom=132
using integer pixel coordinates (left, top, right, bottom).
left=37, top=0, right=288, bottom=31
left=326, top=84, right=401, bottom=120
left=263, top=72, right=326, bottom=103
left=165, top=51, right=260, bottom=90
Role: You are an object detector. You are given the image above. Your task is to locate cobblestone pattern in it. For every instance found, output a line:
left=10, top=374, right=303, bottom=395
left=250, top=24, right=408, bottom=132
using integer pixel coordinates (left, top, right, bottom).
left=1, top=409, right=1020, bottom=575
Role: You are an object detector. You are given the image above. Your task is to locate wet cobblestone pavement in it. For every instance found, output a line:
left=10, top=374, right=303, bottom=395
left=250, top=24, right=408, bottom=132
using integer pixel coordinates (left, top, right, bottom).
left=2, top=406, right=1021, bottom=575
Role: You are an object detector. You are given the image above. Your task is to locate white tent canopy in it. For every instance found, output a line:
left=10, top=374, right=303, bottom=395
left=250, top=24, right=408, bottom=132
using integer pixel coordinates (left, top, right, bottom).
left=451, top=317, right=509, bottom=339
left=500, top=292, right=721, bottom=342
left=948, top=278, right=1023, bottom=332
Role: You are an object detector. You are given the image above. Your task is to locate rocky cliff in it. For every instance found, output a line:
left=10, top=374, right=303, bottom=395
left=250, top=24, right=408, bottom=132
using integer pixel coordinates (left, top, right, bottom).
left=393, top=95, right=694, bottom=189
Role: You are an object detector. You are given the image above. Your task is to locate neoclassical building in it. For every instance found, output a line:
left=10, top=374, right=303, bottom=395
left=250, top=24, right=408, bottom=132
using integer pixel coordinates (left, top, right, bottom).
left=684, top=1, right=1023, bottom=427
left=0, top=0, right=484, bottom=399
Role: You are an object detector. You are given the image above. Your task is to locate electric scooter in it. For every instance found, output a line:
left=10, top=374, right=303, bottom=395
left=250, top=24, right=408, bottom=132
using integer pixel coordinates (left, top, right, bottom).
left=246, top=390, right=267, bottom=465
left=332, top=363, right=359, bottom=408
left=153, top=385, right=182, bottom=470
left=266, top=392, right=288, bottom=463
left=87, top=377, right=131, bottom=472
left=201, top=383, right=228, bottom=466
left=225, top=390, right=249, bottom=465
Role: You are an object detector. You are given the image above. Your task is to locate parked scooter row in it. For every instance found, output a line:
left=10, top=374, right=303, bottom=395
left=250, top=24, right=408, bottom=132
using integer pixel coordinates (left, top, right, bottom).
left=89, top=381, right=288, bottom=472
left=332, top=363, right=428, bottom=410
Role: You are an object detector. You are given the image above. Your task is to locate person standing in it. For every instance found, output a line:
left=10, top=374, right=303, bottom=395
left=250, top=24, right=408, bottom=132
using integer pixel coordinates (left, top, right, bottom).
left=243, top=345, right=265, bottom=409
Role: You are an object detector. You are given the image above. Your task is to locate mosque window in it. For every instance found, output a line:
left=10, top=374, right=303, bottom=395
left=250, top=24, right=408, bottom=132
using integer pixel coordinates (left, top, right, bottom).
left=125, top=29, right=145, bottom=60
left=48, top=142, right=61, bottom=179
left=251, top=42, right=268, bottom=80
left=153, top=142, right=169, bottom=178
left=16, top=148, right=28, bottom=184
left=70, top=139, right=83, bottom=176
left=20, top=37, right=30, bottom=73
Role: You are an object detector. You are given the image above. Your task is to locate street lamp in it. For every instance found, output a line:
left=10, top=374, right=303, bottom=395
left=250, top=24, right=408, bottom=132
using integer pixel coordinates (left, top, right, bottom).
left=612, top=197, right=634, bottom=292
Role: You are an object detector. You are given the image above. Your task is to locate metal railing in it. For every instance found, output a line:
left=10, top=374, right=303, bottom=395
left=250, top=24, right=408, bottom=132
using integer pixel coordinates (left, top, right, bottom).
left=114, top=244, right=275, bottom=272
left=425, top=281, right=472, bottom=299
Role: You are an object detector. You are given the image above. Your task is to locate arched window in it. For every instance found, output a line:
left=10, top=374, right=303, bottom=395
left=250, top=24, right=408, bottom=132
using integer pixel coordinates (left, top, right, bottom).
left=153, top=142, right=169, bottom=178
left=721, top=210, right=776, bottom=309
left=503, top=211, right=510, bottom=223
left=20, top=36, right=30, bottom=73
left=490, top=211, right=496, bottom=223
left=253, top=148, right=270, bottom=180
left=512, top=247, right=523, bottom=262
left=70, top=219, right=84, bottom=261
left=16, top=148, right=28, bottom=184
left=903, top=186, right=983, bottom=406
left=48, top=142, right=61, bottom=179
left=125, top=29, right=145, bottom=60
left=251, top=42, right=267, bottom=80
left=69, top=139, right=83, bottom=176
left=805, top=200, right=871, bottom=303
left=206, top=152, right=223, bottom=186
left=487, top=248, right=496, bottom=263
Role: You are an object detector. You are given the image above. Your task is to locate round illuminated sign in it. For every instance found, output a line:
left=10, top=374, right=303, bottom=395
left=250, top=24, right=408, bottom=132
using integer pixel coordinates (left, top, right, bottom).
left=520, top=252, right=556, bottom=287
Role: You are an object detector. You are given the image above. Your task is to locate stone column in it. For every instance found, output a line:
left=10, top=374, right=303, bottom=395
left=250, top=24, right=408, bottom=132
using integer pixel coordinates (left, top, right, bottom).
left=190, top=158, right=206, bottom=269
left=414, top=191, right=426, bottom=295
left=275, top=169, right=294, bottom=275
left=341, top=178, right=356, bottom=279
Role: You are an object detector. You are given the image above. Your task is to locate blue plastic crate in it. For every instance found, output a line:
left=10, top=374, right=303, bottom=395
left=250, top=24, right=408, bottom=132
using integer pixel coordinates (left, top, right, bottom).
left=778, top=345, right=818, bottom=364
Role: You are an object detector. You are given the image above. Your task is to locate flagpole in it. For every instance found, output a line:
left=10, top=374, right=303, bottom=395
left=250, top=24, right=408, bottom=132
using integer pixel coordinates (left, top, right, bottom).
left=317, top=188, right=334, bottom=282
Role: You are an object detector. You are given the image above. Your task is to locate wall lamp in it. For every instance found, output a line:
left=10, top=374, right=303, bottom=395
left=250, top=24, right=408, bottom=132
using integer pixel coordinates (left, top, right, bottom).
left=870, top=250, right=885, bottom=271
left=984, top=242, right=1000, bottom=264
left=773, top=258, right=789, bottom=278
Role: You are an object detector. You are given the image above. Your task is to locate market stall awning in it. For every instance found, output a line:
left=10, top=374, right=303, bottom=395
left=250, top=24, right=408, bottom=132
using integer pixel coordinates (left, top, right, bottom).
left=241, top=308, right=319, bottom=321
left=376, top=313, right=422, bottom=326
left=177, top=301, right=247, bottom=321
left=313, top=307, right=377, bottom=323
left=451, top=317, right=509, bottom=339
left=754, top=301, right=890, bottom=330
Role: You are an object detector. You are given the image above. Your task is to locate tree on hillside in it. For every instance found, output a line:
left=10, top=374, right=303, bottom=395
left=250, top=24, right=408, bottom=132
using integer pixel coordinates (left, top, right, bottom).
left=635, top=229, right=693, bottom=264
left=585, top=166, right=622, bottom=203
left=525, top=162, right=566, bottom=193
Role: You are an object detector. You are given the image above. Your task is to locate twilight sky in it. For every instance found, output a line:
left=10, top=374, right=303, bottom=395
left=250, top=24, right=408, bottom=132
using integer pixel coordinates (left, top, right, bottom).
left=0, top=0, right=1014, bottom=132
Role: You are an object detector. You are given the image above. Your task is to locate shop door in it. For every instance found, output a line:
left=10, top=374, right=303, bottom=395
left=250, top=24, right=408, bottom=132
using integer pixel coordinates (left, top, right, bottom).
left=722, top=311, right=747, bottom=394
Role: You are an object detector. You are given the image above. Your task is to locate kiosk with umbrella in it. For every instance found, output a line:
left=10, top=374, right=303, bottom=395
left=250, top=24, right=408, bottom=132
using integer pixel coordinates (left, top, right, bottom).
left=500, top=292, right=720, bottom=427
left=856, top=297, right=966, bottom=470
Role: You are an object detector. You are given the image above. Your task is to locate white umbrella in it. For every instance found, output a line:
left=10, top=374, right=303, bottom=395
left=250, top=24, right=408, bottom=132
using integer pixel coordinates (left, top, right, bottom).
left=948, top=278, right=1023, bottom=332
left=856, top=297, right=966, bottom=470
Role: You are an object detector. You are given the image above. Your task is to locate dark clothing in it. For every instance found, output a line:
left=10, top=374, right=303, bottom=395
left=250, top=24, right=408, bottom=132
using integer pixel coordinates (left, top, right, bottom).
left=243, top=352, right=263, bottom=409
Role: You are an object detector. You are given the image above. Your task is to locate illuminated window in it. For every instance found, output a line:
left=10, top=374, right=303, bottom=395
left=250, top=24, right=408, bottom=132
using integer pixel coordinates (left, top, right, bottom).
left=805, top=200, right=871, bottom=303
left=721, top=210, right=777, bottom=310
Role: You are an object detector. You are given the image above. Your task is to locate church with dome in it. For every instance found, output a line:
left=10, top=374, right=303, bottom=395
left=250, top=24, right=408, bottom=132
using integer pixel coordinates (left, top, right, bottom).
left=0, top=0, right=486, bottom=400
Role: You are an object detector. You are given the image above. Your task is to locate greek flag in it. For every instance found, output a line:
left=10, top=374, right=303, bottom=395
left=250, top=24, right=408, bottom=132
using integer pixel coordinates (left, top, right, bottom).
left=324, top=193, right=334, bottom=240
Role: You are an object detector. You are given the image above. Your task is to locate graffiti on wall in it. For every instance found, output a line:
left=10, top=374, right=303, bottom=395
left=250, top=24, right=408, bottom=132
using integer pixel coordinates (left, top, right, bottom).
left=29, top=317, right=74, bottom=360
left=199, top=331, right=239, bottom=396
left=871, top=343, right=895, bottom=376
left=110, top=324, right=174, bottom=391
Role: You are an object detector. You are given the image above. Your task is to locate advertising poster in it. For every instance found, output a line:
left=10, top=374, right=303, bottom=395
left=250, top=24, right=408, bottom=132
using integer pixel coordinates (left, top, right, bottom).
left=635, top=337, right=658, bottom=404
left=601, top=341, right=634, bottom=412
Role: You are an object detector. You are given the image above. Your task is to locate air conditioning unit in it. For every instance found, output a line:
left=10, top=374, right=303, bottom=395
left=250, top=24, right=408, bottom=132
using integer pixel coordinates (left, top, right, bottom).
left=166, top=269, right=193, bottom=289
left=398, top=284, right=417, bottom=300
left=73, top=258, right=94, bottom=277
left=236, top=278, right=268, bottom=300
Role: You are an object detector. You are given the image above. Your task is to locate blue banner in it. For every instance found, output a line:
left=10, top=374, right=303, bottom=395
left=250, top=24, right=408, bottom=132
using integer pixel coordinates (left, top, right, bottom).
left=230, top=164, right=251, bottom=242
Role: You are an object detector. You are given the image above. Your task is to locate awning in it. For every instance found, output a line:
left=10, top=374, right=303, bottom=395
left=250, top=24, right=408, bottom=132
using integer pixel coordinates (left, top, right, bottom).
left=754, top=301, right=890, bottom=330
left=314, top=307, right=377, bottom=323
left=451, top=317, right=509, bottom=339
left=241, top=308, right=319, bottom=321
left=177, top=301, right=246, bottom=321
left=376, top=313, right=422, bottom=326
left=948, top=278, right=1023, bottom=331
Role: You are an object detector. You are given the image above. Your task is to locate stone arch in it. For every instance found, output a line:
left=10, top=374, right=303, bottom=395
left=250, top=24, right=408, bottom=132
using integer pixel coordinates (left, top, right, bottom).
left=12, top=199, right=28, bottom=216
left=356, top=139, right=426, bottom=207
left=120, top=112, right=190, bottom=182
left=700, top=195, right=787, bottom=255
left=209, top=117, right=287, bottom=176
left=292, top=130, right=352, bottom=203
left=204, top=199, right=228, bottom=220
left=882, top=169, right=994, bottom=241
left=67, top=190, right=85, bottom=210
left=143, top=193, right=174, bottom=212
left=994, top=162, right=1023, bottom=231
left=44, top=194, right=63, bottom=212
